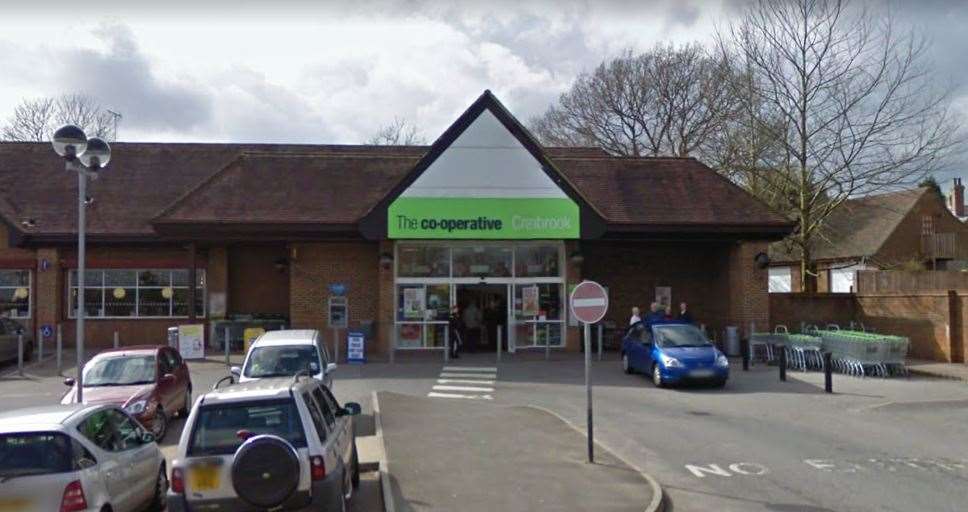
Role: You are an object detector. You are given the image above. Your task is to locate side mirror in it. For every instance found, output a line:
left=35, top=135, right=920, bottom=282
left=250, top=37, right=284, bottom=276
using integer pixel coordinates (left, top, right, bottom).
left=230, top=366, right=241, bottom=377
left=326, top=363, right=337, bottom=374
left=141, top=431, right=156, bottom=444
left=63, top=377, right=76, bottom=387
left=343, top=402, right=362, bottom=416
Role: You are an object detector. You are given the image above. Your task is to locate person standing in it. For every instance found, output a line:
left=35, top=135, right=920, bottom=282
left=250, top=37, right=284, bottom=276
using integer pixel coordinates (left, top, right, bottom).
left=677, top=302, right=694, bottom=324
left=646, top=302, right=663, bottom=323
left=448, top=305, right=464, bottom=359
left=629, top=306, right=642, bottom=325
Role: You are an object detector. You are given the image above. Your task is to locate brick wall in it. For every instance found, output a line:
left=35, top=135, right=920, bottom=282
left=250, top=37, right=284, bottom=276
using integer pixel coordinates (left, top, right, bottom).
left=856, top=293, right=953, bottom=361
left=228, top=245, right=289, bottom=316
left=727, top=242, right=770, bottom=337
left=769, top=293, right=857, bottom=331
left=289, top=242, right=380, bottom=358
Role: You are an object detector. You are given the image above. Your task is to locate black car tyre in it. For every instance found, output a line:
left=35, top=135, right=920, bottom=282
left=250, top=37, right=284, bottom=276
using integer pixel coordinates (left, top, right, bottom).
left=622, top=354, right=632, bottom=374
left=713, top=379, right=727, bottom=389
left=152, top=410, right=167, bottom=441
left=652, top=365, right=664, bottom=388
left=178, top=387, right=192, bottom=417
left=147, top=466, right=167, bottom=511
left=231, top=435, right=300, bottom=510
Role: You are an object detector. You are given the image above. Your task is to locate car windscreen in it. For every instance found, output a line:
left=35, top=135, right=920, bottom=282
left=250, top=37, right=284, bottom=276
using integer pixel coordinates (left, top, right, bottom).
left=0, top=432, right=73, bottom=479
left=188, top=399, right=307, bottom=456
left=653, top=325, right=711, bottom=348
left=83, top=355, right=157, bottom=386
left=243, top=345, right=320, bottom=379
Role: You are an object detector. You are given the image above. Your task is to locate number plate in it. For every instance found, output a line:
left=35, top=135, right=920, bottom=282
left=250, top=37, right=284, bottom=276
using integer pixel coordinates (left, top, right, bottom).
left=0, top=500, right=30, bottom=511
left=690, top=369, right=715, bottom=378
left=190, top=465, right=220, bottom=491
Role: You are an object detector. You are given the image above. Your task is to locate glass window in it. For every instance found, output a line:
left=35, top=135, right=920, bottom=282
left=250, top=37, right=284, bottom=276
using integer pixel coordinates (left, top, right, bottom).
left=397, top=245, right=449, bottom=278
left=311, top=387, right=336, bottom=428
left=0, top=270, right=30, bottom=318
left=188, top=400, right=306, bottom=456
left=84, top=355, right=157, bottom=386
left=302, top=392, right=328, bottom=443
left=514, top=245, right=560, bottom=277
left=78, top=410, right=119, bottom=452
left=453, top=246, right=512, bottom=278
left=513, top=284, right=563, bottom=321
left=653, top=325, right=711, bottom=348
left=0, top=432, right=74, bottom=477
left=108, top=410, right=146, bottom=451
left=69, top=269, right=206, bottom=318
left=425, top=284, right=450, bottom=322
left=243, top=345, right=321, bottom=378
left=397, top=284, right=427, bottom=321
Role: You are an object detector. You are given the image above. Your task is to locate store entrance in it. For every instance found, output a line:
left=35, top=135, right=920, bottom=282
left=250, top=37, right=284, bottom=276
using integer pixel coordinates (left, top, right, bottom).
left=455, top=284, right=507, bottom=353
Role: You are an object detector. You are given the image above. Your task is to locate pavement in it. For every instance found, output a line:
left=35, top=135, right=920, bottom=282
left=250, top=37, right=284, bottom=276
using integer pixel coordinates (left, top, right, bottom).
left=377, top=390, right=655, bottom=512
left=906, top=358, right=968, bottom=381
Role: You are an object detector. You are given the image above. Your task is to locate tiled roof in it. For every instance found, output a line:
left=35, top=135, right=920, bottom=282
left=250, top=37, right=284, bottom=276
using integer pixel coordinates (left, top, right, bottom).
left=769, top=188, right=927, bottom=263
left=0, top=141, right=791, bottom=241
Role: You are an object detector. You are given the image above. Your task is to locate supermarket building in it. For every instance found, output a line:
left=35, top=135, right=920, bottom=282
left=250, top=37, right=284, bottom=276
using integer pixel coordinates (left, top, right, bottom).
left=0, top=91, right=792, bottom=357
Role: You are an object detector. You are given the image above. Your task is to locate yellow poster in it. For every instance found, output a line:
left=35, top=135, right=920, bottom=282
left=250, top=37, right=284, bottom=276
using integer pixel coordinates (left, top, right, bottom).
left=178, top=324, right=205, bottom=360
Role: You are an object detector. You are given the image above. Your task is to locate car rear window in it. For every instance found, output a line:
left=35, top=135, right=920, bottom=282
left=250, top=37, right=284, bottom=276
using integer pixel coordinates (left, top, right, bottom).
left=0, top=432, right=73, bottom=478
left=243, top=346, right=320, bottom=378
left=188, top=399, right=307, bottom=456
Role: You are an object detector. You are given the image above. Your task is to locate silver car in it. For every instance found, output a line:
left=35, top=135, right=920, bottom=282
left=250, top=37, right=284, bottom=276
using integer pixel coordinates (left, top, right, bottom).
left=0, top=404, right=167, bottom=512
left=167, top=374, right=361, bottom=511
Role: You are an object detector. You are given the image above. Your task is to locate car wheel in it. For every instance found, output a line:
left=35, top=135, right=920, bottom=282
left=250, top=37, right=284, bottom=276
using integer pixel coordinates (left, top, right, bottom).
left=652, top=365, right=664, bottom=388
left=147, top=466, right=167, bottom=511
left=152, top=409, right=168, bottom=441
left=351, top=446, right=360, bottom=489
left=622, top=354, right=632, bottom=374
left=179, top=387, right=192, bottom=417
left=339, top=478, right=349, bottom=512
left=713, top=379, right=727, bottom=389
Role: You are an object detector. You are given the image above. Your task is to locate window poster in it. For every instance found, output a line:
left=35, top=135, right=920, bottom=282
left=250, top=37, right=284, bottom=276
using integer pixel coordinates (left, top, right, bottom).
left=403, top=287, right=424, bottom=319
left=522, top=285, right=540, bottom=317
left=655, top=286, right=672, bottom=309
left=178, top=324, right=205, bottom=360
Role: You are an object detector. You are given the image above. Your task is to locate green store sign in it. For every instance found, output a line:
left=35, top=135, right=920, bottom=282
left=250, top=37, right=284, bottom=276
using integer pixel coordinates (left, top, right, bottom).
left=388, top=197, right=579, bottom=239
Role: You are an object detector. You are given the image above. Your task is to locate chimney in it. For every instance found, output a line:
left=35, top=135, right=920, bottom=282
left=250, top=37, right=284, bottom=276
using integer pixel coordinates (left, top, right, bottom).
left=955, top=178, right=965, bottom=218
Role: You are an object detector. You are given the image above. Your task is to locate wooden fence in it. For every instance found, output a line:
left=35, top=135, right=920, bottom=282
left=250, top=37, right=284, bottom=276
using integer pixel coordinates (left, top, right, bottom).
left=856, top=270, right=968, bottom=294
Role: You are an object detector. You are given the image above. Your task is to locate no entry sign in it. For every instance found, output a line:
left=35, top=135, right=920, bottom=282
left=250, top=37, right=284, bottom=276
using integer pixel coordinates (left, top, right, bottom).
left=570, top=280, right=608, bottom=324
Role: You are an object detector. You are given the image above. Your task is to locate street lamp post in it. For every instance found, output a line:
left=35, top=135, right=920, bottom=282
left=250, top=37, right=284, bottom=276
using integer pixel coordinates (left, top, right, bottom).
left=51, top=126, right=111, bottom=404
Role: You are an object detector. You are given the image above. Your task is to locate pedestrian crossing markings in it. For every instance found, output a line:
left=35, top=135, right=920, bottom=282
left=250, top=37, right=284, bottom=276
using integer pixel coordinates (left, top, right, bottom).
left=429, top=366, right=497, bottom=401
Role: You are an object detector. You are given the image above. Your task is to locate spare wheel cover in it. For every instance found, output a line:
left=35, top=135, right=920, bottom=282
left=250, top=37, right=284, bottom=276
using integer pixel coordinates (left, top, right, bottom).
left=231, top=434, right=301, bottom=508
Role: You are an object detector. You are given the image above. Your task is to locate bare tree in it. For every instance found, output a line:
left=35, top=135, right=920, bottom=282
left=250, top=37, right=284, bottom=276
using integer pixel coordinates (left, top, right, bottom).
left=1, top=94, right=116, bottom=142
left=530, top=44, right=738, bottom=158
left=366, top=117, right=426, bottom=145
left=720, top=0, right=962, bottom=291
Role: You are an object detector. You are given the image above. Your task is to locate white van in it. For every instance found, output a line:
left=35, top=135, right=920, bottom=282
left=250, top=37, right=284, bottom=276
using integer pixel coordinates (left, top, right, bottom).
left=232, top=330, right=336, bottom=388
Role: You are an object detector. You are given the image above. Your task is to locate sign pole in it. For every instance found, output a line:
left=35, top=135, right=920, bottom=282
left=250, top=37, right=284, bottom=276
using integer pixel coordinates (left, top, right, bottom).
left=584, top=321, right=593, bottom=463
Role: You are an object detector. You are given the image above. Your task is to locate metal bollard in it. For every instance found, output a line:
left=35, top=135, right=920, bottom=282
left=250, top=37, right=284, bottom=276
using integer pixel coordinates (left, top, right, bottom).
left=741, top=338, right=750, bottom=371
left=56, top=324, right=63, bottom=375
left=496, top=327, right=502, bottom=363
left=17, top=334, right=24, bottom=376
left=37, top=327, right=43, bottom=361
left=113, top=331, right=119, bottom=349
left=444, top=329, right=449, bottom=364
left=597, top=324, right=603, bottom=362
left=224, top=326, right=231, bottom=369
left=544, top=324, right=550, bottom=361
left=824, top=351, right=833, bottom=393
left=778, top=345, right=787, bottom=382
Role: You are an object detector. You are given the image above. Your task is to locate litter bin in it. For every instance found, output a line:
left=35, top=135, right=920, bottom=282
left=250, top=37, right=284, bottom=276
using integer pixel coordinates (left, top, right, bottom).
left=725, top=326, right=740, bottom=356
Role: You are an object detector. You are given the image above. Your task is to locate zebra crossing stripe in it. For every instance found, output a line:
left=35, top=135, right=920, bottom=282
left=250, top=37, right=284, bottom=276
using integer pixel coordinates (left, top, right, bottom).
left=440, top=372, right=497, bottom=379
left=437, top=379, right=495, bottom=385
left=428, top=392, right=493, bottom=400
left=442, top=366, right=497, bottom=372
left=433, top=385, right=494, bottom=392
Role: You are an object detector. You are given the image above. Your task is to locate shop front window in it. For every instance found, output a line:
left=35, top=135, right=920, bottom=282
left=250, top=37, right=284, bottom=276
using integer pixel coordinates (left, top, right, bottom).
left=70, top=269, right=206, bottom=318
left=512, top=283, right=564, bottom=348
left=452, top=246, right=512, bottom=278
left=397, top=245, right=450, bottom=278
left=0, top=270, right=30, bottom=318
left=514, top=245, right=560, bottom=277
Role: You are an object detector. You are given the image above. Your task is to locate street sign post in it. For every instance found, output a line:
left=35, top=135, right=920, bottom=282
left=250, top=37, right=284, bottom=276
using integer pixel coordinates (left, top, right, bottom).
left=569, top=280, right=608, bottom=464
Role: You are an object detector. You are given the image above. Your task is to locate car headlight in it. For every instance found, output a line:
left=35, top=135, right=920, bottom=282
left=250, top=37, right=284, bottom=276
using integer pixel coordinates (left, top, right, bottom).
left=125, top=400, right=148, bottom=415
left=660, top=355, right=683, bottom=368
left=716, top=354, right=729, bottom=368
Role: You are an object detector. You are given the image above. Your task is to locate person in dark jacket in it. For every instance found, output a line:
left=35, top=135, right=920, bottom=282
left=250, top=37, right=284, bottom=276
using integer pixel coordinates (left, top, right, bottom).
left=448, top=306, right=464, bottom=358
left=677, top=302, right=694, bottom=324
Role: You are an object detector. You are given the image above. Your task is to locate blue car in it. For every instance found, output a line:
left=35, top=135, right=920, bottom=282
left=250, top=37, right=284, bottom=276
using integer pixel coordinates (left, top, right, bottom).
left=621, top=320, right=729, bottom=388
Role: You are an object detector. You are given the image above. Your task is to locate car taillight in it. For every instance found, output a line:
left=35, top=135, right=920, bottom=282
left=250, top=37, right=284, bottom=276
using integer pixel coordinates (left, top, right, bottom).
left=60, top=480, right=87, bottom=512
left=171, top=467, right=185, bottom=494
left=310, top=455, right=326, bottom=481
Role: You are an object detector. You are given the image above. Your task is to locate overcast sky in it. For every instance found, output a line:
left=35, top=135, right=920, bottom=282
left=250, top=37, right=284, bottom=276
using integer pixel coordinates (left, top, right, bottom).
left=1, top=0, right=966, bottom=179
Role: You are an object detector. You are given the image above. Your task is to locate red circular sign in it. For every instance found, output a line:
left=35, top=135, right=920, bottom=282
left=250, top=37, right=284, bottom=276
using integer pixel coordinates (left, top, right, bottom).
left=570, top=281, right=608, bottom=324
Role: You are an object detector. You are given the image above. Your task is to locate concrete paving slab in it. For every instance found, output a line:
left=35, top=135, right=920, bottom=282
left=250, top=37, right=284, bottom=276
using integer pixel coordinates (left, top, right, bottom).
left=378, top=391, right=655, bottom=512
left=906, top=359, right=968, bottom=382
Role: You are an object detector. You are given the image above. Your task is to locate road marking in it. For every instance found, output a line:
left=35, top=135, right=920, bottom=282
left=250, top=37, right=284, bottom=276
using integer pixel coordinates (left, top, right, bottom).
left=686, top=462, right=768, bottom=478
left=432, top=385, right=495, bottom=392
left=440, top=372, right=497, bottom=379
left=728, top=463, right=769, bottom=475
left=437, top=379, right=495, bottom=385
left=442, top=366, right=496, bottom=372
left=685, top=464, right=733, bottom=478
left=428, top=392, right=493, bottom=400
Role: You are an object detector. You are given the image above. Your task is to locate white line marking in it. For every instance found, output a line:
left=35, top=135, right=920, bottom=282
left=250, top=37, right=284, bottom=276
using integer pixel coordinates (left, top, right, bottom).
left=437, top=379, right=495, bottom=385
left=440, top=372, right=497, bottom=379
left=573, top=298, right=606, bottom=307
left=442, top=366, right=497, bottom=372
left=428, top=392, right=493, bottom=400
left=433, top=385, right=495, bottom=392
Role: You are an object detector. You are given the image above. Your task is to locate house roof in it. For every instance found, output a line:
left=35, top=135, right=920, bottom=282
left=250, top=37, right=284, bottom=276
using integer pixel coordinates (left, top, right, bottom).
left=769, top=188, right=928, bottom=264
